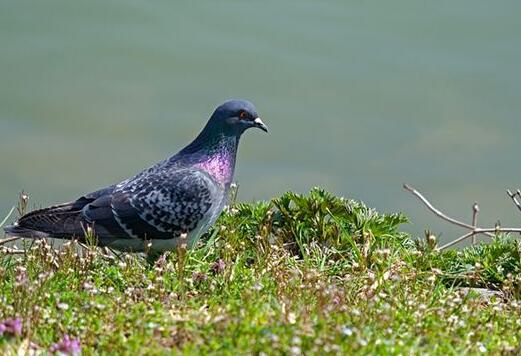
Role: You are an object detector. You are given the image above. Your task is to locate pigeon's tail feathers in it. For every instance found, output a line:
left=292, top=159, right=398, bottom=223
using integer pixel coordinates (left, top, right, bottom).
left=3, top=185, right=117, bottom=240
left=6, top=205, right=87, bottom=239
left=4, top=223, right=51, bottom=238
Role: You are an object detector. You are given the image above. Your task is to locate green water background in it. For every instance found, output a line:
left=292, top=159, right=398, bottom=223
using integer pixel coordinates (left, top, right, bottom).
left=1, top=1, right=520, bottom=244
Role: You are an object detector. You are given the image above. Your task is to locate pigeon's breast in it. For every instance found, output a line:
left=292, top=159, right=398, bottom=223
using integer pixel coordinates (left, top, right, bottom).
left=194, top=154, right=235, bottom=187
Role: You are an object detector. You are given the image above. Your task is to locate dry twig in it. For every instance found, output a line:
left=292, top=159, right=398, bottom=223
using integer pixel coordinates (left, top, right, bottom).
left=471, top=202, right=479, bottom=245
left=1, top=206, right=22, bottom=245
left=404, top=184, right=521, bottom=250
left=507, top=189, right=521, bottom=213
left=0, top=206, right=15, bottom=228
left=0, top=236, right=23, bottom=245
left=1, top=246, right=25, bottom=255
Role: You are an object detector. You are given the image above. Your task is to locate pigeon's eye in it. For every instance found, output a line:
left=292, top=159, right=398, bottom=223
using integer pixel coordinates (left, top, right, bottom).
left=239, top=111, right=248, bottom=119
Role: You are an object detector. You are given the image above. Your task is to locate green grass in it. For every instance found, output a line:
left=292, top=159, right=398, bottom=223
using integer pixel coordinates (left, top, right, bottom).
left=1, top=188, right=520, bottom=354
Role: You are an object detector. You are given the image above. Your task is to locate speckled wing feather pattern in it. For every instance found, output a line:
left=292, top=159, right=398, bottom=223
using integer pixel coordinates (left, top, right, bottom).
left=105, top=168, right=220, bottom=241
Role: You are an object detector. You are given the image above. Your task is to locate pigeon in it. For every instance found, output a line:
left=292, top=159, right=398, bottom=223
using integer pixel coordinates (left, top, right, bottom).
left=4, top=99, right=268, bottom=256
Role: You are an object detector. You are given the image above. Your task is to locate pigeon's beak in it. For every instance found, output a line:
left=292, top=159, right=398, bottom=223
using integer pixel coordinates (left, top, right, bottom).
left=253, top=117, right=268, bottom=133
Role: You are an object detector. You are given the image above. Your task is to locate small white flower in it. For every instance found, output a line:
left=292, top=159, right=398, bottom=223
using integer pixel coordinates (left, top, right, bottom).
left=358, top=338, right=368, bottom=347
left=287, top=312, right=297, bottom=324
left=291, top=336, right=301, bottom=345
left=290, top=346, right=301, bottom=355
left=57, top=302, right=69, bottom=310
left=342, top=327, right=354, bottom=336
left=477, top=342, right=486, bottom=353
left=447, top=315, right=458, bottom=324
left=268, top=333, right=279, bottom=342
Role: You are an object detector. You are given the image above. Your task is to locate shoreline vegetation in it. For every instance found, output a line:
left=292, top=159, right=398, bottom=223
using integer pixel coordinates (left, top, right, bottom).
left=0, top=188, right=520, bottom=354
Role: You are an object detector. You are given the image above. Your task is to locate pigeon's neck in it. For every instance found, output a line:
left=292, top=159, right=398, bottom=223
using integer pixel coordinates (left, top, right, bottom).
left=178, top=130, right=239, bottom=187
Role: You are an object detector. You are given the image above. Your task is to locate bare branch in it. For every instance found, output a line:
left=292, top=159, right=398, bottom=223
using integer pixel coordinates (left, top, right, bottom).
left=471, top=202, right=479, bottom=245
left=507, top=189, right=521, bottom=213
left=438, top=231, right=475, bottom=250
left=403, top=184, right=494, bottom=238
left=1, top=246, right=25, bottom=255
left=472, top=227, right=521, bottom=233
left=0, top=206, right=16, bottom=228
left=0, top=236, right=23, bottom=245
left=404, top=184, right=521, bottom=250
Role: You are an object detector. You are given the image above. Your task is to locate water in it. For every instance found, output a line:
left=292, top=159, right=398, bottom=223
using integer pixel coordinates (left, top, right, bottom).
left=1, top=1, right=520, bottom=244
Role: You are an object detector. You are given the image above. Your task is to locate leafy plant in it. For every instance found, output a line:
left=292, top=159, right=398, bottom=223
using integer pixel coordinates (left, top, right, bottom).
left=0, top=189, right=519, bottom=354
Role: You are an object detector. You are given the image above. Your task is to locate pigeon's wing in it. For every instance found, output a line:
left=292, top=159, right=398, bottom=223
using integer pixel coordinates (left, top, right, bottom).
left=86, top=168, right=218, bottom=240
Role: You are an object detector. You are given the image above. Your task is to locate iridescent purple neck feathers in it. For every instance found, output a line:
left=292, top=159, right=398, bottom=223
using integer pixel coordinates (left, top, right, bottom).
left=193, top=135, right=237, bottom=186
left=177, top=133, right=238, bottom=186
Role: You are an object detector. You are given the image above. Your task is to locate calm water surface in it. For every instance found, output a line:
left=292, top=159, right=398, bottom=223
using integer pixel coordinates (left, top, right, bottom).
left=1, top=1, right=520, bottom=243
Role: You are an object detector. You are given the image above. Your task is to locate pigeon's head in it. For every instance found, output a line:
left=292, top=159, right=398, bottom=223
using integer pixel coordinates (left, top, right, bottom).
left=208, top=99, right=268, bottom=136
